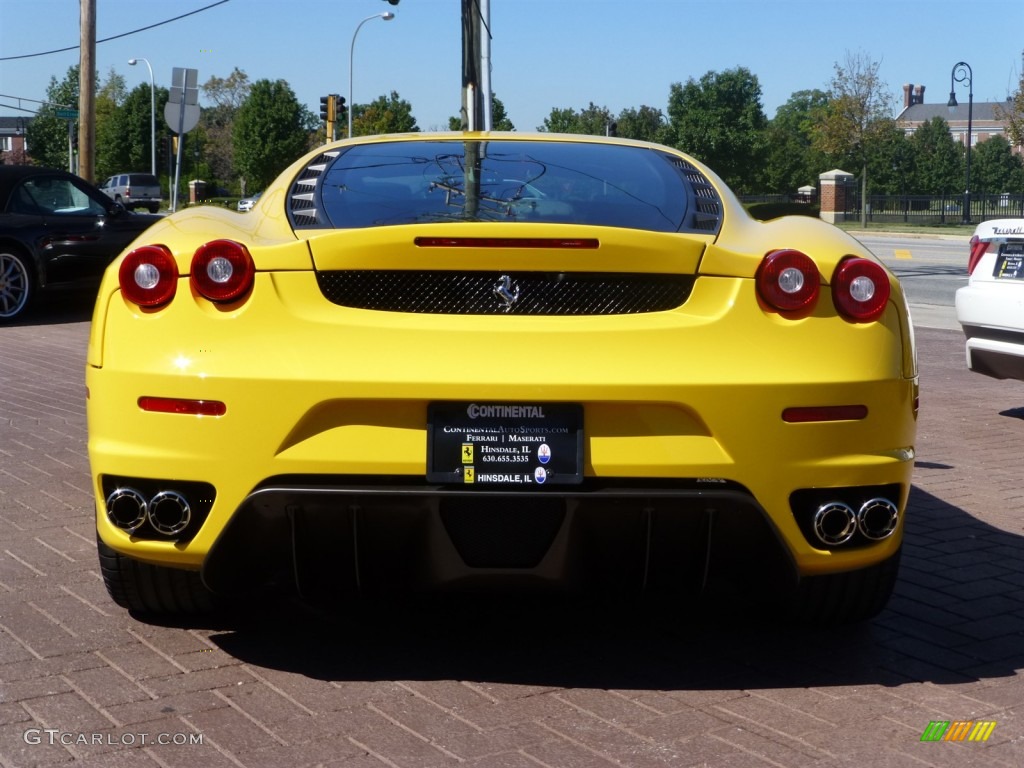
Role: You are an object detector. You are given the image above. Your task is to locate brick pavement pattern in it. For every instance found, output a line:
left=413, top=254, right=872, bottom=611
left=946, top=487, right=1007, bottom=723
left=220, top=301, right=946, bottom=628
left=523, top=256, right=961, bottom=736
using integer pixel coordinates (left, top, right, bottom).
left=1, top=293, right=1023, bottom=767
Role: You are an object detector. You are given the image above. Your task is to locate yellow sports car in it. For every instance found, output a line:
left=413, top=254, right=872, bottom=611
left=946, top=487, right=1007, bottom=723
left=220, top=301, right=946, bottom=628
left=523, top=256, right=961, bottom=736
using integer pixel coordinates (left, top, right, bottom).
left=87, top=133, right=917, bottom=623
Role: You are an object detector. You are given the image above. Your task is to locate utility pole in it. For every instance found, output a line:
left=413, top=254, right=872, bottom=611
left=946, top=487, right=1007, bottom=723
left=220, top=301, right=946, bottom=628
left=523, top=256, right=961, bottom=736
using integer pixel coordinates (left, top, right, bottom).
left=460, top=0, right=485, bottom=131
left=79, top=0, right=96, bottom=181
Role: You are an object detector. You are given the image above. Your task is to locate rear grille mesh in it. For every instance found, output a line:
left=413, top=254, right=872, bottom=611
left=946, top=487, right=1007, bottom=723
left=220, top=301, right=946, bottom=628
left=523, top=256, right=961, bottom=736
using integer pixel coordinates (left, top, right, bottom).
left=315, top=271, right=696, bottom=315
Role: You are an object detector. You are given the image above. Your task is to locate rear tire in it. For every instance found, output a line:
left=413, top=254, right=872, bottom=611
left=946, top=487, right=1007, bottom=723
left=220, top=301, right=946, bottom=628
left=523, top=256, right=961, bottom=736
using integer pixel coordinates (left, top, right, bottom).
left=790, top=547, right=901, bottom=626
left=97, top=537, right=219, bottom=615
left=0, top=248, right=34, bottom=323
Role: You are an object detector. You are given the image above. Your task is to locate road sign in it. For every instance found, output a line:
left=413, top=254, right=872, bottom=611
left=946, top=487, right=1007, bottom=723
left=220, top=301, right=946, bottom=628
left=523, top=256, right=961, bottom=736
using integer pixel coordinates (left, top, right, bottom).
left=55, top=109, right=79, bottom=120
left=165, top=67, right=200, bottom=135
left=164, top=102, right=200, bottom=134
left=168, top=67, right=199, bottom=105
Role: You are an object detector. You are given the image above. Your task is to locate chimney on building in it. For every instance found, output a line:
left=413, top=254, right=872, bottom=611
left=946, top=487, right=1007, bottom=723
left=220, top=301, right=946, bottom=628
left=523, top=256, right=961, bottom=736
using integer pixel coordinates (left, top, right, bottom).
left=903, top=84, right=913, bottom=109
left=914, top=85, right=925, bottom=105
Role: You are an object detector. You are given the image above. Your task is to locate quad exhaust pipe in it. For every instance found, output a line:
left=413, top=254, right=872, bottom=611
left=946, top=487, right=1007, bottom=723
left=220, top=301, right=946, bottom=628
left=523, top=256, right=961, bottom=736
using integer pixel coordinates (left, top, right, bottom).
left=813, top=497, right=899, bottom=547
left=104, top=487, right=192, bottom=537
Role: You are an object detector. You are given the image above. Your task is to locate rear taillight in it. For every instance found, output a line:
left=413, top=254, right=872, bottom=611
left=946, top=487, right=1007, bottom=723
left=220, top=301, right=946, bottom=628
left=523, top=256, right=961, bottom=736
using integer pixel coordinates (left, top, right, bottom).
left=967, top=234, right=988, bottom=275
left=756, top=249, right=820, bottom=314
left=831, top=257, right=890, bottom=323
left=119, top=245, right=178, bottom=307
left=191, top=240, right=254, bottom=302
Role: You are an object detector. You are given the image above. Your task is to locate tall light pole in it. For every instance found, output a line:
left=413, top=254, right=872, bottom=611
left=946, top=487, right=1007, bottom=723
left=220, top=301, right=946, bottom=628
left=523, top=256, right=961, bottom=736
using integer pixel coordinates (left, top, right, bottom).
left=349, top=11, right=395, bottom=138
left=129, top=57, right=155, bottom=176
left=947, top=61, right=973, bottom=225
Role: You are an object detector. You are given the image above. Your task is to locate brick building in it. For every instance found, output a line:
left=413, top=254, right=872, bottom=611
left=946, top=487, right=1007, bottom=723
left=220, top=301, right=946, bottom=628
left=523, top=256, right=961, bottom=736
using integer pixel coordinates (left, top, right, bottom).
left=897, top=82, right=1018, bottom=152
left=0, top=116, right=31, bottom=164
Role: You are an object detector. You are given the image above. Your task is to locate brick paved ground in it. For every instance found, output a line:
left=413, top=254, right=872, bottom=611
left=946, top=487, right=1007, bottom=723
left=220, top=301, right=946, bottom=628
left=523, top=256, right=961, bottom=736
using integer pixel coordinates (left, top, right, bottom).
left=1, top=289, right=1022, bottom=767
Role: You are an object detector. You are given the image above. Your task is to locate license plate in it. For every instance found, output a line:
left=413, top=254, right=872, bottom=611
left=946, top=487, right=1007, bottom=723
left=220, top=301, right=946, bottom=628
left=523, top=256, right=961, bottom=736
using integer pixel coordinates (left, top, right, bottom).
left=427, top=402, right=583, bottom=486
left=995, top=244, right=1024, bottom=279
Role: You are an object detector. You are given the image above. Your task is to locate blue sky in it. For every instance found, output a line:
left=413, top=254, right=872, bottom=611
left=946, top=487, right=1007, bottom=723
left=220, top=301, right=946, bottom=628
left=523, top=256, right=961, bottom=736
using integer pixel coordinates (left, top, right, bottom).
left=1, top=0, right=1022, bottom=133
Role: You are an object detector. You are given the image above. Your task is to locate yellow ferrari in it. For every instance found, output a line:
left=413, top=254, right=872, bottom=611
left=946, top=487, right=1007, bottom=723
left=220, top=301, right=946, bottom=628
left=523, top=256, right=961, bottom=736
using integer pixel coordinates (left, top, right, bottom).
left=87, top=133, right=917, bottom=623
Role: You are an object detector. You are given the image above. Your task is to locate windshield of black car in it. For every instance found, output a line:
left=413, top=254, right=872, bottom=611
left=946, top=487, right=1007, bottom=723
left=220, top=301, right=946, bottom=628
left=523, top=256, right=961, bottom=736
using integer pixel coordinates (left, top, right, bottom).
left=318, top=140, right=693, bottom=232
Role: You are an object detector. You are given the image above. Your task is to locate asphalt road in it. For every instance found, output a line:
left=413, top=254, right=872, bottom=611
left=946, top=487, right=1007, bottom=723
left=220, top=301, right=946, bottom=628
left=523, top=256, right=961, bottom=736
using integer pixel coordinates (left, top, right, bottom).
left=1, top=280, right=1023, bottom=767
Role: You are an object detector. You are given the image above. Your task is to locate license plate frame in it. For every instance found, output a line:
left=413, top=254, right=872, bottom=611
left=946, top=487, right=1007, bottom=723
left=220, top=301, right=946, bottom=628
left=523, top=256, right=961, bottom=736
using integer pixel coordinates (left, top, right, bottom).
left=427, top=402, right=584, bottom=486
left=994, top=243, right=1024, bottom=279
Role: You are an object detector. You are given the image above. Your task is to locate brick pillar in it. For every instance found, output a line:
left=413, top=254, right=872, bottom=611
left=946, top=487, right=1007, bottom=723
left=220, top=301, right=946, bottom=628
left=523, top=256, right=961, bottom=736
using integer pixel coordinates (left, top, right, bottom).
left=188, top=179, right=207, bottom=204
left=819, top=169, right=854, bottom=224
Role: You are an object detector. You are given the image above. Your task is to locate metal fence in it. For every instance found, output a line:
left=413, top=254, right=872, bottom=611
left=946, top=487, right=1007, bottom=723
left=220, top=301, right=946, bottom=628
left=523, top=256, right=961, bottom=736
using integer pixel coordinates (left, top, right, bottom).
left=843, top=191, right=1024, bottom=224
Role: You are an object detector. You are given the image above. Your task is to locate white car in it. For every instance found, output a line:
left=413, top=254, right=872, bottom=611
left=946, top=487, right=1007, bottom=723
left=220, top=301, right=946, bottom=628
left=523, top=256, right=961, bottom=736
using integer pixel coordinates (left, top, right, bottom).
left=955, top=218, right=1024, bottom=379
left=237, top=191, right=261, bottom=212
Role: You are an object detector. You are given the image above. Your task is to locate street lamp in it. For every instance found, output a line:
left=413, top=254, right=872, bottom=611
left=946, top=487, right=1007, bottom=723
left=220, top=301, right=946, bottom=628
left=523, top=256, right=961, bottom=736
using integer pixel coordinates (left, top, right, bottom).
left=128, top=57, right=156, bottom=176
left=349, top=11, right=395, bottom=138
left=947, top=61, right=973, bottom=225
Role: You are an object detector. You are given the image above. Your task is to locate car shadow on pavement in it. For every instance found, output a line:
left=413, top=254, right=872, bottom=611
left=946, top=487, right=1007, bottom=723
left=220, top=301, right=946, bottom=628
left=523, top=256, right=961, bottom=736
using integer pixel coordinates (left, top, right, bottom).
left=8, top=285, right=97, bottom=326
left=176, top=484, right=1024, bottom=692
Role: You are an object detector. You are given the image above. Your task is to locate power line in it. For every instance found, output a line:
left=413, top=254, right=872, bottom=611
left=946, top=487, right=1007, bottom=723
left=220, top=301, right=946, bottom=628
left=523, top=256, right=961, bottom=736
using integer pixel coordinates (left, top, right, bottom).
left=0, top=0, right=231, bottom=61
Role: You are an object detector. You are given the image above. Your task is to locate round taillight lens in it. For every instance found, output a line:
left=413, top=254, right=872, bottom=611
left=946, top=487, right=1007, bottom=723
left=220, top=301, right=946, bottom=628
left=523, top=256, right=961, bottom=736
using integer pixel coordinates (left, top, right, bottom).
left=118, top=245, right=178, bottom=307
left=832, top=257, right=891, bottom=323
left=756, top=249, right=820, bottom=313
left=191, top=240, right=254, bottom=302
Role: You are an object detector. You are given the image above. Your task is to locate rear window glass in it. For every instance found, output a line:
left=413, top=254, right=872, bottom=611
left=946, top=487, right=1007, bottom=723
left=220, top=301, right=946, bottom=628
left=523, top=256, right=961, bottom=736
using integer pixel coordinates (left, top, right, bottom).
left=316, top=140, right=699, bottom=233
left=128, top=175, right=159, bottom=186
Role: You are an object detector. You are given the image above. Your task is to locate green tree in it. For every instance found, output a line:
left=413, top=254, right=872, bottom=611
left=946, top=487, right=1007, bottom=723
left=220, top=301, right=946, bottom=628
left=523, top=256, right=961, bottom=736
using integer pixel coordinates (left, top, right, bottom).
left=350, top=90, right=418, bottom=137
left=970, top=135, right=1024, bottom=196
left=539, top=102, right=615, bottom=136
left=448, top=93, right=514, bottom=131
left=94, top=69, right=127, bottom=179
left=994, top=74, right=1024, bottom=151
left=614, top=105, right=667, bottom=143
left=25, top=66, right=80, bottom=170
left=96, top=82, right=170, bottom=181
left=539, top=107, right=580, bottom=133
left=201, top=68, right=251, bottom=191
left=665, top=67, right=767, bottom=193
left=907, top=116, right=961, bottom=195
left=490, top=95, right=514, bottom=131
left=812, top=52, right=896, bottom=225
left=762, top=89, right=829, bottom=194
left=864, top=122, right=911, bottom=196
left=233, top=79, right=310, bottom=191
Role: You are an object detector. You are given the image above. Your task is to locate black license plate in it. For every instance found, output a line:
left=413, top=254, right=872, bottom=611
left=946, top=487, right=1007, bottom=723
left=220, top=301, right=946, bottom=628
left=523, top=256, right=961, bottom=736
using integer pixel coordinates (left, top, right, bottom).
left=427, top=402, right=583, bottom=486
left=995, top=244, right=1024, bottom=279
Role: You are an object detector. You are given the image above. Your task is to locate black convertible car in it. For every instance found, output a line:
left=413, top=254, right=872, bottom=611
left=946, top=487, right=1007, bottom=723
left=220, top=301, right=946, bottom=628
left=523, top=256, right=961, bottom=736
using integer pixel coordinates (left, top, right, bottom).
left=0, top=166, right=160, bottom=322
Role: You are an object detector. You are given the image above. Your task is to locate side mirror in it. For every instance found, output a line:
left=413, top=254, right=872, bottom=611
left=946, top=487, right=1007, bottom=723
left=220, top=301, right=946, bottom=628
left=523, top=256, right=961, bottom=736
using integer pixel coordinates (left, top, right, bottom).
left=108, top=201, right=127, bottom=216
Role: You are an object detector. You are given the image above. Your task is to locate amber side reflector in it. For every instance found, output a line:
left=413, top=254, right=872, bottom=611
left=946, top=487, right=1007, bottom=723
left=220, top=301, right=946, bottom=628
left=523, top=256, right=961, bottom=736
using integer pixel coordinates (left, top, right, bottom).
left=782, top=405, right=868, bottom=423
left=138, top=397, right=226, bottom=416
left=414, top=237, right=599, bottom=249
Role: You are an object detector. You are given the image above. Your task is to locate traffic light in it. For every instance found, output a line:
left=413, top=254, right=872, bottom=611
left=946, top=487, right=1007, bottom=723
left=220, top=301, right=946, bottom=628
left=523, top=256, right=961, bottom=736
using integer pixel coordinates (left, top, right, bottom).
left=334, top=95, right=346, bottom=124
left=319, top=95, right=331, bottom=123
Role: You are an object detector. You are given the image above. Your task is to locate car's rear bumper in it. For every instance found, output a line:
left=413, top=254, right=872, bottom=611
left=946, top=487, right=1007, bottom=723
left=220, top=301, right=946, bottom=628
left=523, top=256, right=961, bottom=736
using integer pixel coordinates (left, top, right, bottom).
left=956, top=283, right=1024, bottom=379
left=88, top=273, right=917, bottom=589
left=961, top=325, right=1024, bottom=380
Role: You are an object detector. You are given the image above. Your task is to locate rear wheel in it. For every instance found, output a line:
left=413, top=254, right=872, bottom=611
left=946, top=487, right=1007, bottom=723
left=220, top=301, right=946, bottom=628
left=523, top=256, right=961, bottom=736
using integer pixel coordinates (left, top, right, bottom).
left=97, top=537, right=220, bottom=615
left=790, top=547, right=901, bottom=626
left=0, top=248, right=34, bottom=323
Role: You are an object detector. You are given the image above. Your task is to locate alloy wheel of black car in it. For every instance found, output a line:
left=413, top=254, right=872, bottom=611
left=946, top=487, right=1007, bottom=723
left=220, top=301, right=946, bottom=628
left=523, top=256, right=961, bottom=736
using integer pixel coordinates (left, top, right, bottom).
left=0, top=248, right=33, bottom=322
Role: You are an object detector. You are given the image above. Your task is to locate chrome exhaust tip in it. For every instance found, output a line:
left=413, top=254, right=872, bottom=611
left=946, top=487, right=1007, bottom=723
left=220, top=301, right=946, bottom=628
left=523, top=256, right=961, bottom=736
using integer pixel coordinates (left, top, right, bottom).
left=105, top=487, right=148, bottom=533
left=857, top=497, right=899, bottom=540
left=147, top=490, right=192, bottom=536
left=813, top=502, right=857, bottom=546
